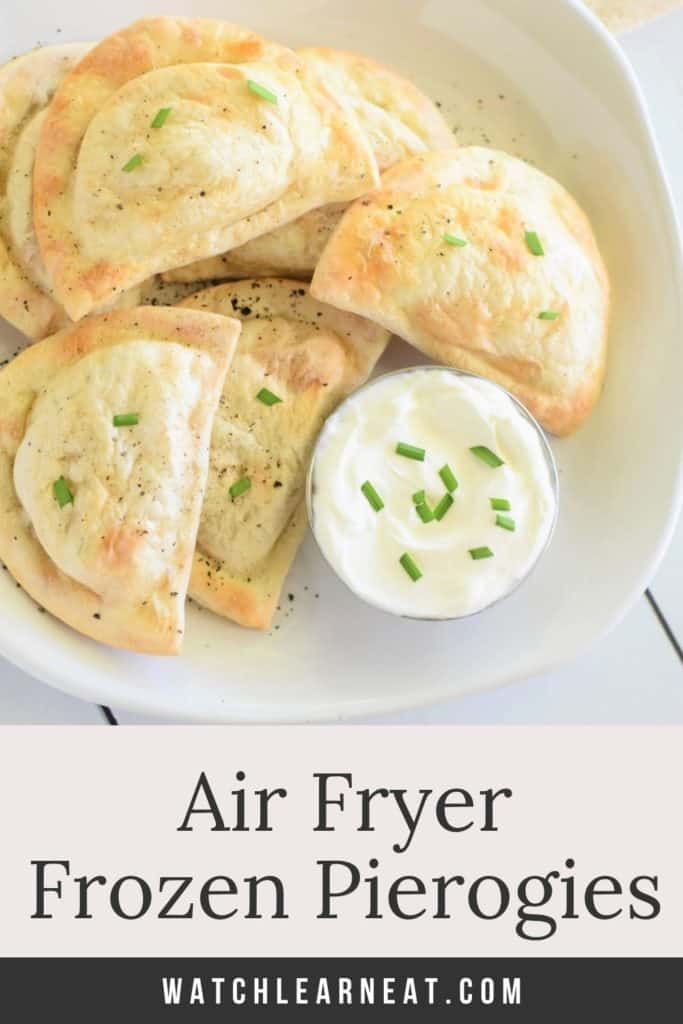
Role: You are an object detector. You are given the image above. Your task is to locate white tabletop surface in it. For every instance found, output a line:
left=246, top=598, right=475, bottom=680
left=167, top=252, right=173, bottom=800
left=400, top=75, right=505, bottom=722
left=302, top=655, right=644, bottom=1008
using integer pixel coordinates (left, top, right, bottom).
left=1, top=9, right=681, bottom=725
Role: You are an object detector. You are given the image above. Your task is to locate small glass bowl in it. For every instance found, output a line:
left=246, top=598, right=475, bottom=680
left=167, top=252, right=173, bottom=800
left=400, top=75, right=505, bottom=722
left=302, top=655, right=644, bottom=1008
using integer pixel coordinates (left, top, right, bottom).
left=305, top=365, right=560, bottom=622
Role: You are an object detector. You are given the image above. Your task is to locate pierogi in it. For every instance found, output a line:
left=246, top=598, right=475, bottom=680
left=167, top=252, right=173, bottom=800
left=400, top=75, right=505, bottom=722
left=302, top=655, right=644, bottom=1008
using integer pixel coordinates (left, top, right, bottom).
left=311, top=148, right=610, bottom=435
left=33, top=18, right=379, bottom=321
left=179, top=279, right=390, bottom=628
left=0, top=306, right=240, bottom=652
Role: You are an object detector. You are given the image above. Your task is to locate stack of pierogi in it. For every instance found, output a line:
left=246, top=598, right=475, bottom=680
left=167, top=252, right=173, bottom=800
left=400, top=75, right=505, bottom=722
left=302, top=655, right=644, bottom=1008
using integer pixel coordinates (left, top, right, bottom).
left=0, top=17, right=608, bottom=652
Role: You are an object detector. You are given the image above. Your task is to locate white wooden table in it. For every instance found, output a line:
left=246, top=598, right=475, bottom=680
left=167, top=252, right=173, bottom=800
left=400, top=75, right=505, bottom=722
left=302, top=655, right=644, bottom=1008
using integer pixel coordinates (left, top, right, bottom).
left=1, top=10, right=681, bottom=724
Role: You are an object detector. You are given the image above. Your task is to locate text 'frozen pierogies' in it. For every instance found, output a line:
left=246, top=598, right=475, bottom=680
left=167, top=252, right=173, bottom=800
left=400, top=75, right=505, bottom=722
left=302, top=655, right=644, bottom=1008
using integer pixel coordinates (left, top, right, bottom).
left=33, top=18, right=378, bottom=321
left=311, top=148, right=610, bottom=435
left=0, top=44, right=90, bottom=340
left=165, top=46, right=454, bottom=284
left=180, top=279, right=391, bottom=629
left=0, top=307, right=240, bottom=653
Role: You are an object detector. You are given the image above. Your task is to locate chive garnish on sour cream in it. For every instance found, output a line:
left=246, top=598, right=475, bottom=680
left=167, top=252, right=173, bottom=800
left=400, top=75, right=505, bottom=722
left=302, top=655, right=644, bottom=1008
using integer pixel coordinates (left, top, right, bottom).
left=433, top=493, right=454, bottom=522
left=151, top=107, right=172, bottom=129
left=524, top=230, right=544, bottom=256
left=470, top=445, right=504, bottom=468
left=443, top=233, right=467, bottom=247
left=53, top=477, right=73, bottom=508
left=490, top=497, right=511, bottom=511
left=412, top=489, right=426, bottom=506
left=247, top=79, right=278, bottom=104
left=361, top=480, right=384, bottom=512
left=469, top=546, right=494, bottom=560
left=113, top=413, right=139, bottom=427
left=538, top=310, right=560, bottom=320
left=439, top=464, right=458, bottom=492
left=495, top=514, right=516, bottom=531
left=396, top=442, right=425, bottom=461
left=229, top=477, right=251, bottom=500
left=415, top=502, right=434, bottom=524
left=256, top=387, right=282, bottom=406
left=399, top=552, right=423, bottom=581
left=122, top=153, right=144, bottom=172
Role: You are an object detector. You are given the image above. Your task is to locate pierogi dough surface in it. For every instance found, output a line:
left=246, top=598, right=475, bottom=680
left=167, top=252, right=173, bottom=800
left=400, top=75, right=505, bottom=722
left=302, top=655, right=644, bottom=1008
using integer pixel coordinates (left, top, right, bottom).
left=165, top=45, right=454, bottom=284
left=311, top=147, right=610, bottom=435
left=0, top=306, right=240, bottom=653
left=0, top=44, right=90, bottom=339
left=165, top=202, right=347, bottom=284
left=180, top=279, right=391, bottom=629
left=33, top=18, right=379, bottom=321
left=0, top=45, right=179, bottom=341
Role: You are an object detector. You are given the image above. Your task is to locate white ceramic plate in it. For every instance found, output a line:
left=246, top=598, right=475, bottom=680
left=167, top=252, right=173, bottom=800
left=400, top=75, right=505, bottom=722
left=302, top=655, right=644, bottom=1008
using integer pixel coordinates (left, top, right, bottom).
left=1, top=0, right=681, bottom=721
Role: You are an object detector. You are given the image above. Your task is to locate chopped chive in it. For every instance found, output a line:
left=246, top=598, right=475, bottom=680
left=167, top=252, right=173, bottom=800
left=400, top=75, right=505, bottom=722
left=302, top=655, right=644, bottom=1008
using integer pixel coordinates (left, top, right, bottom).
left=470, top=546, right=494, bottom=560
left=433, top=493, right=454, bottom=521
left=538, top=310, right=560, bottom=320
left=399, top=552, right=422, bottom=582
left=495, top=514, right=516, bottom=532
left=396, top=441, right=425, bottom=461
left=361, top=480, right=384, bottom=512
left=151, top=106, right=172, bottom=129
left=53, top=476, right=73, bottom=508
left=443, top=232, right=467, bottom=247
left=439, top=463, right=458, bottom=492
left=256, top=387, right=282, bottom=406
left=415, top=502, right=434, bottom=524
left=470, top=445, right=504, bottom=468
left=247, top=79, right=278, bottom=104
left=113, top=412, right=139, bottom=427
left=122, top=153, right=144, bottom=172
left=490, top=497, right=511, bottom=511
left=412, top=489, right=426, bottom=506
left=229, top=477, right=251, bottom=500
left=525, top=230, right=544, bottom=256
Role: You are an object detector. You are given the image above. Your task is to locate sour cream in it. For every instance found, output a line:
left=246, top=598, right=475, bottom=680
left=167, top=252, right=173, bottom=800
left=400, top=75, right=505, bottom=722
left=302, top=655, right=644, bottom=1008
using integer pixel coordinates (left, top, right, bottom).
left=307, top=368, right=557, bottom=619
